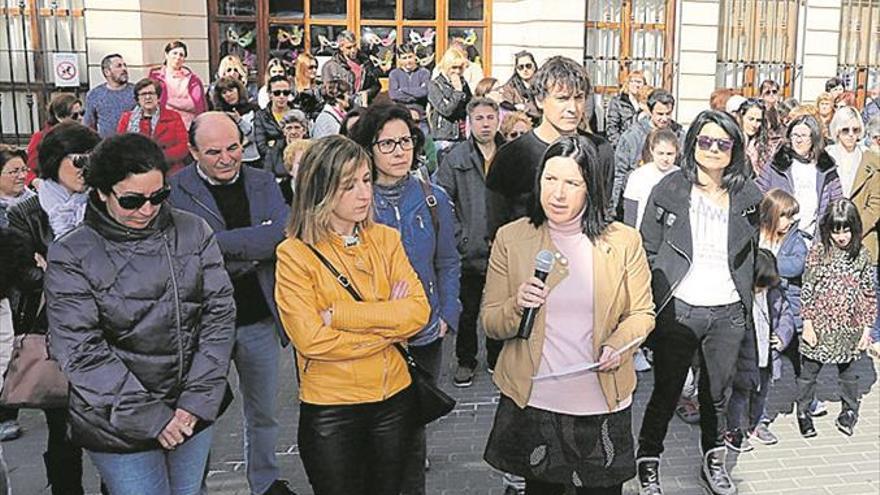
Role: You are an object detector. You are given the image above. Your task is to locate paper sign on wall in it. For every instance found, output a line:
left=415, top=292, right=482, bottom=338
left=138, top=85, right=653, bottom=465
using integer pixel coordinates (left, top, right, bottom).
left=53, top=53, right=80, bottom=87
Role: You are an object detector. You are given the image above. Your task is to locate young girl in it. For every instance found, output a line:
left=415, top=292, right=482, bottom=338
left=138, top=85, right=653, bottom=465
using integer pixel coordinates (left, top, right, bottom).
left=797, top=198, right=875, bottom=438
left=725, top=249, right=795, bottom=452
left=622, top=127, right=680, bottom=228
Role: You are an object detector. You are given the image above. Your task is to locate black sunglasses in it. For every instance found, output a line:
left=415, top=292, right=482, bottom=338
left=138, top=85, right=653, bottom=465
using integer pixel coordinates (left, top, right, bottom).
left=272, top=90, right=292, bottom=97
left=112, top=187, right=171, bottom=210
left=696, top=135, right=735, bottom=152
left=66, top=153, right=89, bottom=169
left=516, top=63, right=535, bottom=71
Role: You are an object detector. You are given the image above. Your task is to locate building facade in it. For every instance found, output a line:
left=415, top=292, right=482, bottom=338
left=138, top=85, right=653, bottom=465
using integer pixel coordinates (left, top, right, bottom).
left=0, top=0, right=877, bottom=141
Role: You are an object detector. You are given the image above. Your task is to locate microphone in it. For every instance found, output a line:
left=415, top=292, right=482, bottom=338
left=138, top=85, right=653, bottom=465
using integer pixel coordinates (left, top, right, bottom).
left=516, top=249, right=556, bottom=339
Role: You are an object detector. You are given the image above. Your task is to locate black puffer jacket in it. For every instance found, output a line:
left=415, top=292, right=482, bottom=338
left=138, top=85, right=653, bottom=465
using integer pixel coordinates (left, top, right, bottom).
left=45, top=198, right=236, bottom=453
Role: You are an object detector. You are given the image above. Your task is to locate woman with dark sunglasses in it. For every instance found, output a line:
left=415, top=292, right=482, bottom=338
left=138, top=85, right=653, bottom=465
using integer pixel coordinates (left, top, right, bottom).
left=5, top=122, right=100, bottom=494
left=635, top=110, right=762, bottom=495
left=255, top=75, right=295, bottom=178
left=24, top=93, right=84, bottom=186
left=44, top=132, right=236, bottom=494
left=500, top=51, right=540, bottom=125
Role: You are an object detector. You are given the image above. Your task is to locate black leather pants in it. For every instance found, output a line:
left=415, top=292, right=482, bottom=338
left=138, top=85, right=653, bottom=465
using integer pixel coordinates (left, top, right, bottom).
left=298, top=386, right=416, bottom=495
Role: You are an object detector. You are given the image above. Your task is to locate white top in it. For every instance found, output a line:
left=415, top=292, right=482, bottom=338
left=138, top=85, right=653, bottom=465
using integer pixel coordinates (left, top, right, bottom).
left=623, top=162, right=679, bottom=228
left=753, top=290, right=771, bottom=368
left=826, top=144, right=861, bottom=198
left=790, top=159, right=819, bottom=237
left=674, top=189, right=741, bottom=306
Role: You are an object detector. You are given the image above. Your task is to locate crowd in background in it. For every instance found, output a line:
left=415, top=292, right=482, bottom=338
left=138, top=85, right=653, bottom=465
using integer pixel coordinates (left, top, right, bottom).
left=0, top=28, right=878, bottom=495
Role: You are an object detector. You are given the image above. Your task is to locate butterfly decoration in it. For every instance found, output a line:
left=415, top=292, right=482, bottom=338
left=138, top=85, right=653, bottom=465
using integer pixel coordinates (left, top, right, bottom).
left=409, top=29, right=436, bottom=47
left=370, top=50, right=395, bottom=73
left=276, top=26, right=304, bottom=47
left=226, top=26, right=255, bottom=48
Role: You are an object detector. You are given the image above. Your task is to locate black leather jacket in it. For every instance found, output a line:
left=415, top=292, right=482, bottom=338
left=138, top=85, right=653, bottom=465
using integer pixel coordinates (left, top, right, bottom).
left=45, top=198, right=236, bottom=453
left=6, top=194, right=52, bottom=333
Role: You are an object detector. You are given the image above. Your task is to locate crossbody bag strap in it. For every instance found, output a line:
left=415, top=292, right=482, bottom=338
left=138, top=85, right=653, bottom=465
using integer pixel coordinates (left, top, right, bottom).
left=305, top=244, right=364, bottom=302
left=305, top=244, right=415, bottom=361
left=416, top=177, right=440, bottom=235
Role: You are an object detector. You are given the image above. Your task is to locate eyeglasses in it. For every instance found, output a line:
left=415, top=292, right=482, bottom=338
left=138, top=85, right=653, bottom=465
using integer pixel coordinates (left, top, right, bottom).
left=1, top=166, right=27, bottom=177
left=762, top=89, right=779, bottom=95
left=696, top=135, right=734, bottom=152
left=138, top=91, right=157, bottom=98
left=373, top=136, right=415, bottom=154
left=516, top=63, right=535, bottom=71
left=790, top=133, right=812, bottom=141
left=112, top=186, right=171, bottom=210
left=838, top=127, right=861, bottom=136
left=272, top=90, right=292, bottom=97
left=66, top=153, right=89, bottom=169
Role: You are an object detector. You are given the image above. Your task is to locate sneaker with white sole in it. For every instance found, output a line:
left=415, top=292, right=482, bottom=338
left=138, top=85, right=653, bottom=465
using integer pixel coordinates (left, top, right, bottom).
left=453, top=364, right=474, bottom=388
left=750, top=423, right=778, bottom=445
left=0, top=420, right=22, bottom=442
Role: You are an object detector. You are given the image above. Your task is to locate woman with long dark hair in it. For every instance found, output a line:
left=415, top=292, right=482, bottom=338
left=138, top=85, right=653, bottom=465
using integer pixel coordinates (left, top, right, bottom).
left=211, top=76, right=261, bottom=168
left=481, top=135, right=654, bottom=494
left=500, top=51, right=540, bottom=124
left=636, top=110, right=762, bottom=495
left=735, top=98, right=782, bottom=177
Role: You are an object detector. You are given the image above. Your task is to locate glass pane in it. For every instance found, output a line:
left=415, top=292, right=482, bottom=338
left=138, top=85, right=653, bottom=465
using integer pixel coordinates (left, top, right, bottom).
left=219, top=22, right=258, bottom=73
left=269, top=24, right=306, bottom=68
left=269, top=0, right=305, bottom=17
left=404, top=0, right=435, bottom=20
left=587, top=0, right=621, bottom=23
left=403, top=27, right=436, bottom=70
left=310, top=25, right=348, bottom=56
left=361, top=0, right=395, bottom=19
left=361, top=26, right=397, bottom=76
left=584, top=28, right=621, bottom=88
left=217, top=0, right=256, bottom=16
left=449, top=0, right=483, bottom=21
left=311, top=0, right=347, bottom=19
left=447, top=27, right=484, bottom=66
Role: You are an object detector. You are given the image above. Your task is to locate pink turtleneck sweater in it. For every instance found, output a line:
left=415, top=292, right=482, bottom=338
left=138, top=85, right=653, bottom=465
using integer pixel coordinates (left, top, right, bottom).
left=528, top=216, right=632, bottom=415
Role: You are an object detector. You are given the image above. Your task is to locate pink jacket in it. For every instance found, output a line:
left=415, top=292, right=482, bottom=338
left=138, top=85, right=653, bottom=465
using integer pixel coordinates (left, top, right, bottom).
left=148, top=66, right=207, bottom=126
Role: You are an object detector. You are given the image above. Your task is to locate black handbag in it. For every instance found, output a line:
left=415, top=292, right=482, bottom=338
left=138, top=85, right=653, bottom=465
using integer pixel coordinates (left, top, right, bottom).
left=305, top=244, right=456, bottom=425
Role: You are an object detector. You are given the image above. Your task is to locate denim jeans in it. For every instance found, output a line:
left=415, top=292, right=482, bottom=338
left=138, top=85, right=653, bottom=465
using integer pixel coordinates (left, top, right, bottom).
left=233, top=317, right=282, bottom=494
left=88, top=425, right=213, bottom=495
left=638, top=299, right=747, bottom=457
left=728, top=367, right=772, bottom=431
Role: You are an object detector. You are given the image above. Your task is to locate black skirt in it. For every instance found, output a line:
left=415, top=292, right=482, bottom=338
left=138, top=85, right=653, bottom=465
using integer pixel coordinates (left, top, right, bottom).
left=484, top=395, right=635, bottom=488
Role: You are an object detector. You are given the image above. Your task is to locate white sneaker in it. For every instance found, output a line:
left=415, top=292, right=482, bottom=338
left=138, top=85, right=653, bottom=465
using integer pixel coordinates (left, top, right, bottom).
left=634, top=349, right=652, bottom=372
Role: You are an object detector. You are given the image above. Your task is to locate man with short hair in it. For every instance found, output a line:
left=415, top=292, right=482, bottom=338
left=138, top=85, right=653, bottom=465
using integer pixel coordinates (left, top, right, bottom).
left=321, top=30, right=381, bottom=107
left=83, top=54, right=135, bottom=138
left=168, top=112, right=295, bottom=495
left=611, top=88, right=683, bottom=213
left=825, top=76, right=845, bottom=99
left=486, top=56, right=613, bottom=240
left=435, top=97, right=505, bottom=387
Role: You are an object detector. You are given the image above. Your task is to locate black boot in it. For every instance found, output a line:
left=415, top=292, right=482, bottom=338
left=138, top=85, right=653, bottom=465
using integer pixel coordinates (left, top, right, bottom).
left=636, top=457, right=663, bottom=495
left=700, top=447, right=736, bottom=495
left=835, top=410, right=858, bottom=436
left=796, top=412, right=817, bottom=438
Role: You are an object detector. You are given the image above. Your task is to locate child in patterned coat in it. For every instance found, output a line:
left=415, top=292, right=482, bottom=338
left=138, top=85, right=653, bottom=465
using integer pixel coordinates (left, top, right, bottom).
left=797, top=198, right=876, bottom=438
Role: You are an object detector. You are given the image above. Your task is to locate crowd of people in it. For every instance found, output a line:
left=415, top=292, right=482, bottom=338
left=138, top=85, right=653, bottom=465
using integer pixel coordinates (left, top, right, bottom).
left=0, top=29, right=879, bottom=495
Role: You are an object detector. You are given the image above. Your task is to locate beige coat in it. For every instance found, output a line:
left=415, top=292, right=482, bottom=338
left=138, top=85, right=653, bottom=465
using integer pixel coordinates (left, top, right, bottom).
left=481, top=218, right=655, bottom=412
left=850, top=149, right=880, bottom=263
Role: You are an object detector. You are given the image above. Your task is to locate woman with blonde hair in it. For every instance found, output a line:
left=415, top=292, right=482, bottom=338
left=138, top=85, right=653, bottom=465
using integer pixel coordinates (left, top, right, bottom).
left=500, top=111, right=532, bottom=142
left=605, top=70, right=646, bottom=146
left=816, top=92, right=836, bottom=140
left=209, top=54, right=256, bottom=105
left=275, top=135, right=429, bottom=495
left=427, top=46, right=472, bottom=148
left=293, top=52, right=323, bottom=119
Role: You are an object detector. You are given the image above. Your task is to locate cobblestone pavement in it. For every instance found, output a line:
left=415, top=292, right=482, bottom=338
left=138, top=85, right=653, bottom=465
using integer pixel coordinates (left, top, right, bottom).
left=4, top=337, right=879, bottom=494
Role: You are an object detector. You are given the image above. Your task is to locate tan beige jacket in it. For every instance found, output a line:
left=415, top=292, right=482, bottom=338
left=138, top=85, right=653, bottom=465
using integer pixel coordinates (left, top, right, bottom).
left=481, top=218, right=655, bottom=411
left=850, top=149, right=880, bottom=263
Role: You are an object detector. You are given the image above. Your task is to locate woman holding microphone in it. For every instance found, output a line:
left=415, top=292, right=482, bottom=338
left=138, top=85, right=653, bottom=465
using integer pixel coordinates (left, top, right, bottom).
left=481, top=135, right=655, bottom=495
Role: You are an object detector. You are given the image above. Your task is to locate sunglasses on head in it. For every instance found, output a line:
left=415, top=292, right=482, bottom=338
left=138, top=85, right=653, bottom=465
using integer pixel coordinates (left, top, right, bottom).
left=66, top=153, right=89, bottom=169
left=272, top=89, right=292, bottom=97
left=112, top=187, right=171, bottom=210
left=696, top=135, right=734, bottom=152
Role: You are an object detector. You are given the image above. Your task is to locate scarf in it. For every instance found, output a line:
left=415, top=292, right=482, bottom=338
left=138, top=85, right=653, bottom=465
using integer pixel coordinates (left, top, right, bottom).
left=127, top=105, right=161, bottom=136
left=38, top=179, right=89, bottom=239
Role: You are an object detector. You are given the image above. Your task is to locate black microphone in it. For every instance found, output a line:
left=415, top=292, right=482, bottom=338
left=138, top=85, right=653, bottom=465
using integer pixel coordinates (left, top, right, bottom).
left=516, top=249, right=556, bottom=339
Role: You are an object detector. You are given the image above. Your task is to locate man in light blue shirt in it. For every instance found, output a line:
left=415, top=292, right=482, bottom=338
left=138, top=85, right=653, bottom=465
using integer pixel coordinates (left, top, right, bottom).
left=83, top=54, right=135, bottom=138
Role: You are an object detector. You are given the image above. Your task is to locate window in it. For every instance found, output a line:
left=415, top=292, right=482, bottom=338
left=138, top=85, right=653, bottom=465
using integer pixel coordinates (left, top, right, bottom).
left=0, top=0, right=88, bottom=142
left=837, top=0, right=879, bottom=107
left=208, top=0, right=492, bottom=83
left=583, top=0, right=676, bottom=95
left=716, top=0, right=799, bottom=97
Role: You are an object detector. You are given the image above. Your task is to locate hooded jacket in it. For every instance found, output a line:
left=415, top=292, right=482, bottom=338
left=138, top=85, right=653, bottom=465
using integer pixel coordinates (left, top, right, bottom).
left=45, top=199, right=236, bottom=453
